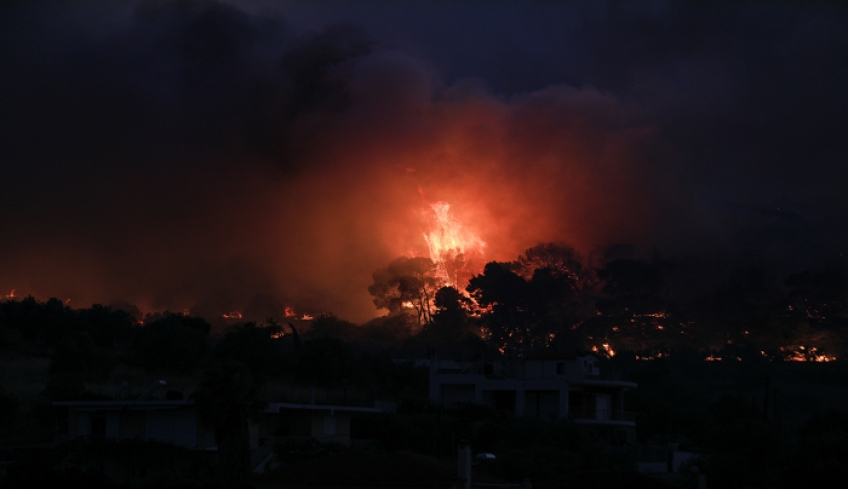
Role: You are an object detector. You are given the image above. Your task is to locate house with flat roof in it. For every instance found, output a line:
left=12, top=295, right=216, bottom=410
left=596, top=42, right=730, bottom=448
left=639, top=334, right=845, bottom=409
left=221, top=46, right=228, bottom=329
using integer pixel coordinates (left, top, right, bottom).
left=54, top=383, right=389, bottom=475
left=53, top=399, right=216, bottom=449
left=429, top=353, right=637, bottom=431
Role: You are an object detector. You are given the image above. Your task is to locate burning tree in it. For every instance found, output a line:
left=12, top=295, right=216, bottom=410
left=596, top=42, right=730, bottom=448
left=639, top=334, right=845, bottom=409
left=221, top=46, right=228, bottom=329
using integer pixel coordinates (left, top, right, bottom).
left=423, top=201, right=486, bottom=288
left=368, top=256, right=440, bottom=325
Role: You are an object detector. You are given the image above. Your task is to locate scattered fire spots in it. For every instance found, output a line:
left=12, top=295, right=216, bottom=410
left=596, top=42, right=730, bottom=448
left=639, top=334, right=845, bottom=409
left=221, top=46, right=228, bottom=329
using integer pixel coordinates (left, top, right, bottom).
left=223, top=311, right=243, bottom=319
left=780, top=346, right=836, bottom=362
left=591, top=343, right=616, bottom=358
left=704, top=355, right=742, bottom=361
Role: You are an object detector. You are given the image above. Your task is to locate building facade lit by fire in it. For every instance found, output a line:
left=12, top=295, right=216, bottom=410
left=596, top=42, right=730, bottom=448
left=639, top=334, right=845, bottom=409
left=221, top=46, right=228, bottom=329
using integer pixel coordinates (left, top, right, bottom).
left=429, top=353, right=636, bottom=435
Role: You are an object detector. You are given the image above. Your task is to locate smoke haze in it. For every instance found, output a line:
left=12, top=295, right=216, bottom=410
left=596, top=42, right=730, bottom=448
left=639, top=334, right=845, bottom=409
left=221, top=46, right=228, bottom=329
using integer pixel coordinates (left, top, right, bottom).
left=2, top=1, right=847, bottom=322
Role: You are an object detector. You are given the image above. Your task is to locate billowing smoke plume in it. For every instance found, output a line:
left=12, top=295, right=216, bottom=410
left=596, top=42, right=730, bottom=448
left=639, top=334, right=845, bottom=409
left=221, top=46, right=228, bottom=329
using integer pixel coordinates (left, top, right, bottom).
left=2, top=1, right=847, bottom=322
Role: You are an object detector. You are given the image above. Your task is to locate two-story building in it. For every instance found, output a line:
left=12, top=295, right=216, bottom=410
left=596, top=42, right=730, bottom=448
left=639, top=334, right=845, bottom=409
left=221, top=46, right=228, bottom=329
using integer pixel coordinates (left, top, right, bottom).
left=429, top=352, right=636, bottom=438
left=52, top=382, right=388, bottom=476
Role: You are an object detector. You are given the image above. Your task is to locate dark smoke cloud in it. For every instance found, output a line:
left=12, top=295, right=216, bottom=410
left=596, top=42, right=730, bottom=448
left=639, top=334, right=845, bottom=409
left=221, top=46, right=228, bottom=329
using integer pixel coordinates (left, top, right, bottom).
left=2, top=1, right=847, bottom=322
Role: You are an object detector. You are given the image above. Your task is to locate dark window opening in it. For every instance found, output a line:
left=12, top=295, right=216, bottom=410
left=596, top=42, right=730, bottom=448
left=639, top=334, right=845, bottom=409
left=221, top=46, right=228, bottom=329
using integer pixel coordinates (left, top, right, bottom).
left=90, top=415, right=106, bottom=437
left=56, top=408, right=69, bottom=435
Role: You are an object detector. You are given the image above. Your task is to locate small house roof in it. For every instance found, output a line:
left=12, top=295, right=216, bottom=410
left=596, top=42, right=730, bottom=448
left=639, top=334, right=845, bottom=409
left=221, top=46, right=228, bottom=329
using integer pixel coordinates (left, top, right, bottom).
left=52, top=400, right=191, bottom=410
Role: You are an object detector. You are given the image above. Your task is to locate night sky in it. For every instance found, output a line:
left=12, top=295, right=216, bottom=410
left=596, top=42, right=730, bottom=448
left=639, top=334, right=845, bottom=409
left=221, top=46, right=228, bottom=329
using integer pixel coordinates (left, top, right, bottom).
left=2, top=1, right=847, bottom=322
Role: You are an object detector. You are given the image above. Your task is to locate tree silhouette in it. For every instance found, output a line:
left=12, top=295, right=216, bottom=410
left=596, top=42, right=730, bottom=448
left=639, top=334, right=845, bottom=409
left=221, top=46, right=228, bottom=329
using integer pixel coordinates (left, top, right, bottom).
left=214, top=320, right=287, bottom=379
left=469, top=245, right=592, bottom=355
left=129, top=313, right=209, bottom=374
left=417, top=286, right=473, bottom=346
left=467, top=262, right=532, bottom=354
left=368, top=256, right=439, bottom=325
left=513, top=242, right=590, bottom=286
left=194, top=359, right=266, bottom=489
left=295, top=338, right=356, bottom=388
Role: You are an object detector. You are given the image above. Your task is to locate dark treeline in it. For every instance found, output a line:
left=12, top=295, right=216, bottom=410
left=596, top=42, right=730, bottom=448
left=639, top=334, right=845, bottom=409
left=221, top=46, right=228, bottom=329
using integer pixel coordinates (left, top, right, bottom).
left=3, top=238, right=848, bottom=487
left=0, top=299, right=431, bottom=487
left=370, top=241, right=848, bottom=363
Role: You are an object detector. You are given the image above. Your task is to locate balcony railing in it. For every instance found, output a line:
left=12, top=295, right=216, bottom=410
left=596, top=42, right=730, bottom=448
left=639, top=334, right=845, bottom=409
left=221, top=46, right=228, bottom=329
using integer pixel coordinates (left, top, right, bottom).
left=261, top=384, right=375, bottom=407
left=569, top=407, right=636, bottom=423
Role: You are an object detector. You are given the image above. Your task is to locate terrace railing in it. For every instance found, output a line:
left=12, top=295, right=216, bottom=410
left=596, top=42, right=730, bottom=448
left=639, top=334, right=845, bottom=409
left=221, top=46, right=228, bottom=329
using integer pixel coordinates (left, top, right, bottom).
left=569, top=407, right=636, bottom=422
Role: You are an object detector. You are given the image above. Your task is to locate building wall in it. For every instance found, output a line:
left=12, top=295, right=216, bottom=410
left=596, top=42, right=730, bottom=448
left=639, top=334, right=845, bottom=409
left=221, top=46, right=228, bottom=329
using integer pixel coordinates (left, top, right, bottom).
left=195, top=424, right=216, bottom=449
left=119, top=411, right=146, bottom=440
left=525, top=360, right=571, bottom=379
left=146, top=408, right=197, bottom=448
left=309, top=412, right=351, bottom=445
left=105, top=412, right=120, bottom=438
left=481, top=390, right=516, bottom=414
left=430, top=360, right=634, bottom=427
left=441, top=384, right=476, bottom=405
left=524, top=358, right=589, bottom=381
left=68, top=411, right=81, bottom=437
left=287, top=413, right=314, bottom=438
left=525, top=390, right=560, bottom=418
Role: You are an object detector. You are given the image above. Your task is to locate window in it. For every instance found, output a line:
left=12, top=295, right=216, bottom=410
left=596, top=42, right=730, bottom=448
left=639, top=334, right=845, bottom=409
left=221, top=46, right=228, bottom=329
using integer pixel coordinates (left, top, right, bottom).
left=556, top=362, right=564, bottom=375
left=90, top=415, right=106, bottom=437
left=56, top=408, right=69, bottom=435
left=323, top=416, right=336, bottom=435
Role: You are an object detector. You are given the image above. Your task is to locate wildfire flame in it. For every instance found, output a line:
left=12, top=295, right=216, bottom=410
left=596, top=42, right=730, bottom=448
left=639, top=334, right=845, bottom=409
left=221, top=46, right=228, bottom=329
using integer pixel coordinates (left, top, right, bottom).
left=591, top=343, right=616, bottom=358
left=423, top=201, right=485, bottom=287
left=223, top=311, right=243, bottom=319
left=780, top=345, right=836, bottom=362
left=284, top=306, right=296, bottom=317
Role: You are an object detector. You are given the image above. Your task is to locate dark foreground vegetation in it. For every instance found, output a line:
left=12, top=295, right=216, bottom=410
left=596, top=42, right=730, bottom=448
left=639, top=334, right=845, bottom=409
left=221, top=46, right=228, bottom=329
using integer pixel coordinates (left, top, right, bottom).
left=3, top=237, right=848, bottom=487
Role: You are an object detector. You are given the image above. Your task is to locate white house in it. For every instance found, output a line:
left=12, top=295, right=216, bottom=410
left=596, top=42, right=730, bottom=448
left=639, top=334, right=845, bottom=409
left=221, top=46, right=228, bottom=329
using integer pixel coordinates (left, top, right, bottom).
left=429, top=352, right=637, bottom=429
left=53, top=399, right=216, bottom=449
